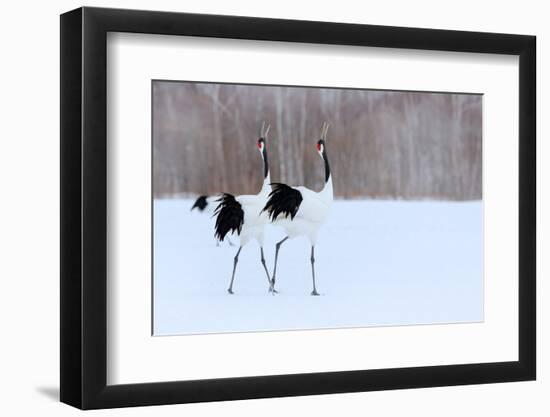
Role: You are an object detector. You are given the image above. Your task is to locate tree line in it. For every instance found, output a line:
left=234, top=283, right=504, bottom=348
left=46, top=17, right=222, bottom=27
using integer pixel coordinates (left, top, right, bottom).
left=153, top=81, right=482, bottom=200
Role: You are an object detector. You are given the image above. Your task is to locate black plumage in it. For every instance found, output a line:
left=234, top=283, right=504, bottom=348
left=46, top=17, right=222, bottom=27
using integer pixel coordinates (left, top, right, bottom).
left=191, top=195, right=208, bottom=212
left=213, top=193, right=244, bottom=241
left=262, top=183, right=303, bottom=221
left=317, top=139, right=331, bottom=183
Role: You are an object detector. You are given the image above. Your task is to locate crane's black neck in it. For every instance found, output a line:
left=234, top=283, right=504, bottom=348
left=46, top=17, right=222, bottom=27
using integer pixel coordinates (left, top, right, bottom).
left=262, top=145, right=269, bottom=179
left=320, top=143, right=330, bottom=183
left=323, top=153, right=330, bottom=182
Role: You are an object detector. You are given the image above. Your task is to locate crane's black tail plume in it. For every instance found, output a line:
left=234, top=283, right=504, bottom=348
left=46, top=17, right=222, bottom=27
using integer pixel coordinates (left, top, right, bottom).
left=213, top=194, right=244, bottom=241
left=191, top=195, right=209, bottom=212
left=262, top=183, right=303, bottom=221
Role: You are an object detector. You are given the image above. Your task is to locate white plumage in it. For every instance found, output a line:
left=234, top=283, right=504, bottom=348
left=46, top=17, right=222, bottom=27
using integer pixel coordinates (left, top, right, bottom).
left=273, top=181, right=333, bottom=244
left=234, top=185, right=271, bottom=247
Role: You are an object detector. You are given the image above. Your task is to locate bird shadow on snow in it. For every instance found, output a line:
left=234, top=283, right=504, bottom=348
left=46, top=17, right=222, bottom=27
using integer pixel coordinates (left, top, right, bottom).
left=35, top=386, right=59, bottom=401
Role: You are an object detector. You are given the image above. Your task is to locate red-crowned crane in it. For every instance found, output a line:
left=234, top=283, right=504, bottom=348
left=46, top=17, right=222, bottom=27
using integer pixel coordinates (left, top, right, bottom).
left=262, top=122, right=333, bottom=296
left=213, top=122, right=275, bottom=294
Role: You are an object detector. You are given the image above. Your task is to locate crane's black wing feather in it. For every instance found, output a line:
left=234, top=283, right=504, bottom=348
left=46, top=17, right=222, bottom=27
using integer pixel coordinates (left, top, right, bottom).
left=191, top=195, right=208, bottom=212
left=262, top=183, right=303, bottom=221
left=213, top=193, right=244, bottom=241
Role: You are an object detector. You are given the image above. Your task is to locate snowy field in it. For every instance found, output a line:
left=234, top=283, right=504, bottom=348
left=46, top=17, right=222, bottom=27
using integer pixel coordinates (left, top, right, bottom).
left=153, top=199, right=483, bottom=336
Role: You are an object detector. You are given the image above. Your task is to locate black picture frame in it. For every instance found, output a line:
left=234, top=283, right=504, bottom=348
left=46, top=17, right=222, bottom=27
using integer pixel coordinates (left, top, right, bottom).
left=60, top=6, right=536, bottom=410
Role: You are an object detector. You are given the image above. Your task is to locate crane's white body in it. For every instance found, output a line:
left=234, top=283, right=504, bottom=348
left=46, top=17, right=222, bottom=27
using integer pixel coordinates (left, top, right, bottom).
left=235, top=176, right=271, bottom=246
left=272, top=177, right=333, bottom=244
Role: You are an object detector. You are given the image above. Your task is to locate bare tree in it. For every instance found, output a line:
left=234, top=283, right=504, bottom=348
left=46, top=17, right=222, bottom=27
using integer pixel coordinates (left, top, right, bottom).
left=153, top=81, right=482, bottom=201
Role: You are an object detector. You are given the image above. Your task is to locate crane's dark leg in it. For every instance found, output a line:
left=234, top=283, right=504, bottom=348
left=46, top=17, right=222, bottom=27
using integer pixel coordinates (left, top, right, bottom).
left=260, top=247, right=276, bottom=294
left=271, top=237, right=288, bottom=292
left=310, top=246, right=319, bottom=296
left=227, top=246, right=242, bottom=294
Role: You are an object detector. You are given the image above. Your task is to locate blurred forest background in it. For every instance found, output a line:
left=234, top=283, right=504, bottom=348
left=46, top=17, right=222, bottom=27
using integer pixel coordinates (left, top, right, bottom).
left=152, top=81, right=482, bottom=200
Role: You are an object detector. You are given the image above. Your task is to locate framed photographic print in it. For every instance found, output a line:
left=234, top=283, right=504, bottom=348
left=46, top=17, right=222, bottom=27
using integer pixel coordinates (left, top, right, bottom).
left=60, top=6, right=536, bottom=409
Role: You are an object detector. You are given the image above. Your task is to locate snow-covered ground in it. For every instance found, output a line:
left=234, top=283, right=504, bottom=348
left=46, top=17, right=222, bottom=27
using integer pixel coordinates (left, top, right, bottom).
left=153, top=199, right=483, bottom=336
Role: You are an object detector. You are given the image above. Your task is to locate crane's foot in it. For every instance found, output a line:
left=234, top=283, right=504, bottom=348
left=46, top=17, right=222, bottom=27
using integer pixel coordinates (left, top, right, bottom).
left=311, top=290, right=320, bottom=296
left=268, top=279, right=278, bottom=294
left=227, top=288, right=234, bottom=295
